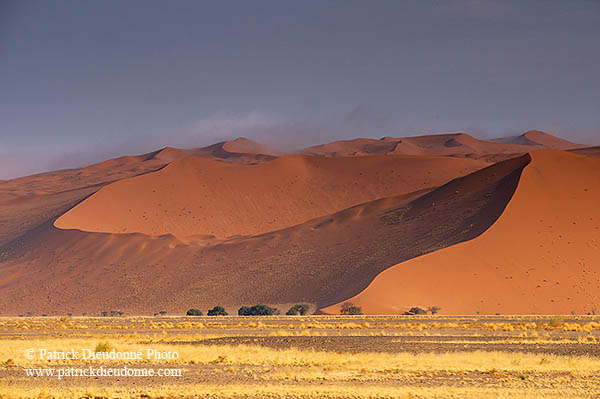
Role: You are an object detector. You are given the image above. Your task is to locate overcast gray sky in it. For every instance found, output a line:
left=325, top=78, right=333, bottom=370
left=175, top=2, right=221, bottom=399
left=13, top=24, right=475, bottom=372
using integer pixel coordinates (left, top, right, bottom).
left=1, top=0, right=599, bottom=179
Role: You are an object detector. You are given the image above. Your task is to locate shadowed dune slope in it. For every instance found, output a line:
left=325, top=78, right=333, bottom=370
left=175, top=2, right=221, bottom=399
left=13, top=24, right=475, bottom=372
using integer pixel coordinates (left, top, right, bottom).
left=324, top=150, right=600, bottom=315
left=0, top=155, right=528, bottom=315
left=54, top=155, right=488, bottom=240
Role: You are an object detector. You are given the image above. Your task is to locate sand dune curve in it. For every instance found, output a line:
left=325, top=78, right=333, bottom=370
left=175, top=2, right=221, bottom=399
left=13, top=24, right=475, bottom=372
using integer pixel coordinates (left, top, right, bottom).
left=54, top=154, right=488, bottom=240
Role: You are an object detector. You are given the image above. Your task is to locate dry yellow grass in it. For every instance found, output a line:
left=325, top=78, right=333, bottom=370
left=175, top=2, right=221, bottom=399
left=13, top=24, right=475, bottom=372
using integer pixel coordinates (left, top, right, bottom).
left=0, top=384, right=598, bottom=399
left=2, top=337, right=599, bottom=372
left=2, top=316, right=600, bottom=398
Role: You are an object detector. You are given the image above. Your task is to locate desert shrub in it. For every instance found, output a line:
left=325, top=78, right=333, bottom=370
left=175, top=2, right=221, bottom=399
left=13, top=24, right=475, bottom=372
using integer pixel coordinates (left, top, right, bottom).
left=186, top=308, right=203, bottom=316
left=286, top=304, right=310, bottom=315
left=427, top=306, right=441, bottom=315
left=207, top=306, right=228, bottom=316
left=238, top=304, right=280, bottom=316
left=110, top=310, right=124, bottom=317
left=158, top=310, right=167, bottom=316
left=101, top=311, right=109, bottom=317
left=340, top=302, right=363, bottom=315
left=408, top=307, right=427, bottom=315
left=94, top=341, right=113, bottom=353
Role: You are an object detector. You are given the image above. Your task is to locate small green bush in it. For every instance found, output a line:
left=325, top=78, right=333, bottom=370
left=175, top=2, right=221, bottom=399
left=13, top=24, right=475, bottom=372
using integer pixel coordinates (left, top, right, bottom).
left=207, top=306, right=228, bottom=316
left=186, top=308, right=203, bottom=316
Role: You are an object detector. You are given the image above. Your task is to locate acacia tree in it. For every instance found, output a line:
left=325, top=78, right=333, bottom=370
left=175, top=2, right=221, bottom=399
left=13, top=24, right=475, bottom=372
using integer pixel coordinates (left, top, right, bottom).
left=286, top=304, right=310, bottom=315
left=186, top=308, right=203, bottom=316
left=207, top=306, right=228, bottom=316
left=238, top=304, right=280, bottom=316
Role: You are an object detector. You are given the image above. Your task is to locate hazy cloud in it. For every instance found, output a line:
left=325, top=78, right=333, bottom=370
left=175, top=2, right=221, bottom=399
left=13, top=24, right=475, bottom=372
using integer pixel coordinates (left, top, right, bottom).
left=174, top=111, right=284, bottom=148
left=0, top=107, right=399, bottom=179
left=0, top=143, right=78, bottom=180
left=2, top=107, right=597, bottom=180
left=170, top=106, right=399, bottom=153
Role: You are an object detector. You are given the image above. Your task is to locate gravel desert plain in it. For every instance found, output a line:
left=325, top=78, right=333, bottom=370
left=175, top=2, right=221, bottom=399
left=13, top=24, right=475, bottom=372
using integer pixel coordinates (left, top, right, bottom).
left=1, top=130, right=600, bottom=398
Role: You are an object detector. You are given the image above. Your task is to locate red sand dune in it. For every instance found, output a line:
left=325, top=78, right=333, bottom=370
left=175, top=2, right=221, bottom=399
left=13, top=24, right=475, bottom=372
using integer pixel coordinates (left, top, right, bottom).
left=0, top=138, right=277, bottom=246
left=0, top=150, right=171, bottom=246
left=54, top=154, right=488, bottom=240
left=324, top=150, right=600, bottom=315
left=493, top=130, right=581, bottom=149
left=0, top=137, right=274, bottom=203
left=303, top=131, right=577, bottom=159
left=186, top=137, right=278, bottom=164
left=1, top=133, right=598, bottom=315
left=221, top=137, right=278, bottom=156
left=0, top=153, right=526, bottom=315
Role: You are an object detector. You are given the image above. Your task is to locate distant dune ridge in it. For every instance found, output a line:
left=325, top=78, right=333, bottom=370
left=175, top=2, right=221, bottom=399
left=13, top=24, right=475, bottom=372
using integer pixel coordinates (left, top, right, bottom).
left=302, top=130, right=579, bottom=158
left=492, top=130, right=581, bottom=149
left=0, top=131, right=598, bottom=315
